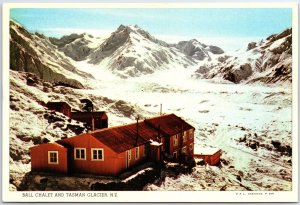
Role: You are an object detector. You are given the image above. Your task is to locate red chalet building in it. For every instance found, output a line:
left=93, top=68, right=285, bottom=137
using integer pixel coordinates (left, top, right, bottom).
left=30, top=114, right=195, bottom=176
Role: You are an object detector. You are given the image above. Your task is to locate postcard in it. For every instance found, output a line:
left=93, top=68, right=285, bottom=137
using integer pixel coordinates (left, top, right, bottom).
left=2, top=2, right=298, bottom=203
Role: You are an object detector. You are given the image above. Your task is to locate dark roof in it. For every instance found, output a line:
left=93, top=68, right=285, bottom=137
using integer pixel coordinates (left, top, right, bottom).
left=90, top=121, right=158, bottom=153
left=30, top=142, right=67, bottom=150
left=47, top=102, right=71, bottom=110
left=144, top=114, right=195, bottom=136
left=80, top=99, right=93, bottom=105
left=58, top=113, right=194, bottom=154
left=71, top=111, right=107, bottom=119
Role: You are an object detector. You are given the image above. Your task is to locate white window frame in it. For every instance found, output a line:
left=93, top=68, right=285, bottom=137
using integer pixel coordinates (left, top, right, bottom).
left=135, top=147, right=139, bottom=160
left=91, top=148, right=104, bottom=161
left=48, top=151, right=59, bottom=164
left=173, top=135, right=178, bottom=147
left=127, top=149, right=131, bottom=160
left=74, top=148, right=86, bottom=160
left=182, top=146, right=187, bottom=154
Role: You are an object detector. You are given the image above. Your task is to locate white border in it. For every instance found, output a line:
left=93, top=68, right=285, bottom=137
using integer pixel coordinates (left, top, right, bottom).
left=2, top=2, right=299, bottom=203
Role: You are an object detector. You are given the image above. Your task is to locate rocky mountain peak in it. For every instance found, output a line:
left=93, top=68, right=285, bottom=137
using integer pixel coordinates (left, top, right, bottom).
left=49, top=33, right=94, bottom=61
left=49, top=33, right=85, bottom=48
left=9, top=21, right=90, bottom=88
left=117, top=24, right=140, bottom=32
left=266, top=28, right=292, bottom=43
left=114, top=24, right=169, bottom=47
left=175, top=38, right=224, bottom=61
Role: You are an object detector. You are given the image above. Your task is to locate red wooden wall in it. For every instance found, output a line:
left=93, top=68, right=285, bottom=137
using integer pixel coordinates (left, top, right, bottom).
left=168, top=128, right=195, bottom=159
left=30, top=143, right=68, bottom=173
left=60, top=134, right=147, bottom=176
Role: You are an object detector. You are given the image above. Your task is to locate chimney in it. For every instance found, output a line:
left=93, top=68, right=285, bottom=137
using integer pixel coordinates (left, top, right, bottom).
left=91, top=107, right=95, bottom=131
left=160, top=104, right=162, bottom=115
left=135, top=115, right=140, bottom=146
left=92, top=114, right=95, bottom=131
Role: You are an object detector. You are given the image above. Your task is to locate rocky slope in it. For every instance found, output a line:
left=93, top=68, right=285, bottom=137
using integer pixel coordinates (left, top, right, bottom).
left=49, top=33, right=103, bottom=61
left=193, top=28, right=292, bottom=85
left=174, top=39, right=224, bottom=61
left=10, top=20, right=93, bottom=89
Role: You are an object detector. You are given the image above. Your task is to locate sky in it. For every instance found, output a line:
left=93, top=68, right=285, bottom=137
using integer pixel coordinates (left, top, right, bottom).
left=10, top=8, right=292, bottom=52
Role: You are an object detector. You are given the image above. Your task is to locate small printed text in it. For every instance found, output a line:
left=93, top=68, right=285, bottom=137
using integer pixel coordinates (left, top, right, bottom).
left=22, top=192, right=118, bottom=198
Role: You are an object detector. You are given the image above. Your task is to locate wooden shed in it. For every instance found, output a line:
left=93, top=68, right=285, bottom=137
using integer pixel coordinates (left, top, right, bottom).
left=46, top=102, right=71, bottom=117
left=194, top=147, right=221, bottom=166
left=71, top=111, right=108, bottom=130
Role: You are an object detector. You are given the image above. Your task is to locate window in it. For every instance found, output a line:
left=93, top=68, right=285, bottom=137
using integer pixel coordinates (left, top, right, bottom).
left=189, top=143, right=194, bottom=152
left=135, top=147, right=139, bottom=159
left=189, top=129, right=194, bottom=139
left=48, top=151, right=58, bottom=164
left=74, top=148, right=86, bottom=160
left=127, top=150, right=131, bottom=160
left=182, top=146, right=187, bottom=154
left=91, top=148, right=104, bottom=161
left=173, top=135, right=178, bottom=147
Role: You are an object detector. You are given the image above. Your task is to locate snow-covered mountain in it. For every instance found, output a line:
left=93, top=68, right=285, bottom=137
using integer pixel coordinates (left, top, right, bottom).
left=194, top=28, right=292, bottom=85
left=9, top=20, right=95, bottom=89
left=87, top=25, right=197, bottom=78
left=174, top=39, right=224, bottom=61
left=49, top=33, right=104, bottom=61
left=11, top=21, right=227, bottom=80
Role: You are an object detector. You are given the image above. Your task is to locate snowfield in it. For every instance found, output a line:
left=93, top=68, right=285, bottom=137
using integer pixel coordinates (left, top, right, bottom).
left=9, top=57, right=292, bottom=191
left=75, top=61, right=292, bottom=191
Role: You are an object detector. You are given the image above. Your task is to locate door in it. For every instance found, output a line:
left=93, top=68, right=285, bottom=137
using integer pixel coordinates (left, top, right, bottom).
left=67, top=148, right=74, bottom=174
left=173, top=151, right=178, bottom=159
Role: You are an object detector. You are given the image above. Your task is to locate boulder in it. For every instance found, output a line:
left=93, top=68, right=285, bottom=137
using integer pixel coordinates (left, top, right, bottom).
left=247, top=42, right=257, bottom=51
left=209, top=45, right=224, bottom=54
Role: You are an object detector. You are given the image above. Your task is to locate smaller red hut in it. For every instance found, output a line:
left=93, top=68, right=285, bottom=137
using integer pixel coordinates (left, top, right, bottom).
left=46, top=102, right=71, bottom=117
left=71, top=111, right=108, bottom=130
left=194, top=147, right=221, bottom=166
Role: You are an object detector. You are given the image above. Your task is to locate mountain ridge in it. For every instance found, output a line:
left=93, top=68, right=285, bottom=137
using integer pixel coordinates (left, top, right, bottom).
left=9, top=20, right=292, bottom=84
left=9, top=20, right=93, bottom=89
left=193, top=28, right=292, bottom=85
